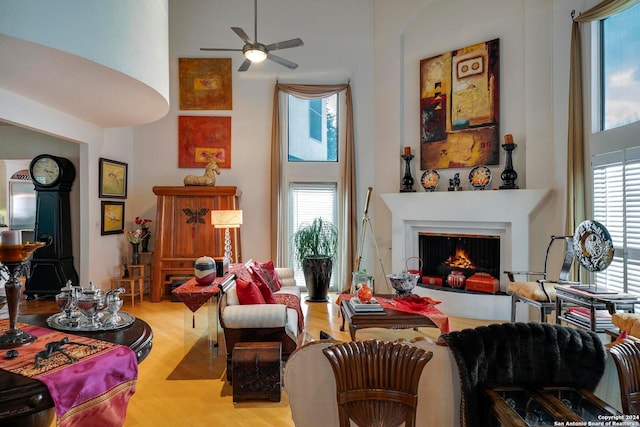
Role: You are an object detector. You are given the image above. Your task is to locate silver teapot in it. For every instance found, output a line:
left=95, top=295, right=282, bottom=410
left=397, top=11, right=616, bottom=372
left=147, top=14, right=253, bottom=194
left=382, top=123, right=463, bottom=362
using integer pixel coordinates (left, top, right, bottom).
left=55, top=281, right=125, bottom=329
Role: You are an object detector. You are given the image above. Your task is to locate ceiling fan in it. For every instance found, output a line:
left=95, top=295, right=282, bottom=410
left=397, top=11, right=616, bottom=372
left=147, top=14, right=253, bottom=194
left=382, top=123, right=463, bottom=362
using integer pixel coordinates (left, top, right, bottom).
left=200, top=0, right=304, bottom=72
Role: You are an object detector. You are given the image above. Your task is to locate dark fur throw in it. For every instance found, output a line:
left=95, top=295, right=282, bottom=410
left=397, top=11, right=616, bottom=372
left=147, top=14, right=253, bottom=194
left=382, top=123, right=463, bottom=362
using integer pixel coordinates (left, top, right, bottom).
left=437, top=322, right=606, bottom=427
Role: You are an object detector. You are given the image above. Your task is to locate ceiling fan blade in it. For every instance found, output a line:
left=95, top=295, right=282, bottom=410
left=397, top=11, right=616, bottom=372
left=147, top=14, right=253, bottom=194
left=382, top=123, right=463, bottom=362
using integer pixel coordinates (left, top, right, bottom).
left=200, top=48, right=243, bottom=52
left=267, top=53, right=298, bottom=70
left=238, top=58, right=252, bottom=72
left=265, top=38, right=304, bottom=51
left=231, top=27, right=255, bottom=45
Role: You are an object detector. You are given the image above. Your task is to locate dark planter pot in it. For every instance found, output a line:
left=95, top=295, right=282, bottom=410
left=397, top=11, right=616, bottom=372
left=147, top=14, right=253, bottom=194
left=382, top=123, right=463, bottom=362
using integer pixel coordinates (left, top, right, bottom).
left=302, top=257, right=333, bottom=302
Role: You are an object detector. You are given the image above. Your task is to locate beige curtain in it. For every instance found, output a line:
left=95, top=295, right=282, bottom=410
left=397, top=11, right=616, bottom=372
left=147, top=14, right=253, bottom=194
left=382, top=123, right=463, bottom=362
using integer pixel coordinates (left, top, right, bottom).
left=566, top=0, right=640, bottom=236
left=270, top=83, right=356, bottom=292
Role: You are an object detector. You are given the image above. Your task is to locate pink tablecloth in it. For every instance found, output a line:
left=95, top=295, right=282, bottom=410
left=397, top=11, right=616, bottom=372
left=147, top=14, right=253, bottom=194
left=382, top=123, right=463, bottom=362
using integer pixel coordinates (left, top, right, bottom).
left=337, top=293, right=450, bottom=333
left=0, top=320, right=138, bottom=427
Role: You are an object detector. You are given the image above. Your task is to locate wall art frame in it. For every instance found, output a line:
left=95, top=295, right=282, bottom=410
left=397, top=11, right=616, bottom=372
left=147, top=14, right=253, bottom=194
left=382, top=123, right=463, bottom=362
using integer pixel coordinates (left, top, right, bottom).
left=179, top=58, right=232, bottom=110
left=101, top=201, right=125, bottom=235
left=178, top=115, right=231, bottom=168
left=419, top=38, right=500, bottom=170
left=99, top=158, right=128, bottom=199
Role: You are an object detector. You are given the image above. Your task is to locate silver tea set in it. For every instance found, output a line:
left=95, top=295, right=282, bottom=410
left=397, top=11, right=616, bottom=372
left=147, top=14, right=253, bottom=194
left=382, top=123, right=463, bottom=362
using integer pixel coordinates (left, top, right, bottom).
left=47, top=281, right=134, bottom=331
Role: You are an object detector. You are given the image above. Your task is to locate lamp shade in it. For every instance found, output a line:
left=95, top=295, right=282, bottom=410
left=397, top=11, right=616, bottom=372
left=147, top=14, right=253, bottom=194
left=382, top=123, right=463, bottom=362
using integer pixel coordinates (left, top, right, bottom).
left=211, top=210, right=243, bottom=228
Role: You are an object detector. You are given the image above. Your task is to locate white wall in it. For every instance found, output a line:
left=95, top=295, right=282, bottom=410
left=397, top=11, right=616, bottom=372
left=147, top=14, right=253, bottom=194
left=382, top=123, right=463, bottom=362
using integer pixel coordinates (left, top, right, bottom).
left=369, top=0, right=583, bottom=285
left=131, top=0, right=376, bottom=265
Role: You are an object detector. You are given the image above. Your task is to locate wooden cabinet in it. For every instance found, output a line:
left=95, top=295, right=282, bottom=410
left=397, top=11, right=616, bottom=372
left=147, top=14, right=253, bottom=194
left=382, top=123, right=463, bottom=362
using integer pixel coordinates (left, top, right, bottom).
left=151, top=186, right=242, bottom=302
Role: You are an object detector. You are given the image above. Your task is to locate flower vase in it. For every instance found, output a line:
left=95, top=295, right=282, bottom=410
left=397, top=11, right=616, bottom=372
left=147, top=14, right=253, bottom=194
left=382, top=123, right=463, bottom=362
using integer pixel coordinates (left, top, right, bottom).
left=131, top=243, right=140, bottom=265
left=141, top=234, right=150, bottom=253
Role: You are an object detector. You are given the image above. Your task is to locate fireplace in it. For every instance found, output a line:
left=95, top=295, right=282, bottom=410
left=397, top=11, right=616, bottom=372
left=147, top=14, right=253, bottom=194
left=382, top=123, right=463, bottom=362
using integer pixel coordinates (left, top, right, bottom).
left=418, top=233, right=500, bottom=289
left=381, top=189, right=550, bottom=320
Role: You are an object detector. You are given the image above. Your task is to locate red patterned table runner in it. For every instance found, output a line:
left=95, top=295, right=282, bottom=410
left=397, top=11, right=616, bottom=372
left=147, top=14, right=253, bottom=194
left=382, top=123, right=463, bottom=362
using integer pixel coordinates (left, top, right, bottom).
left=337, top=293, right=451, bottom=333
left=0, top=320, right=138, bottom=427
left=171, top=276, right=221, bottom=313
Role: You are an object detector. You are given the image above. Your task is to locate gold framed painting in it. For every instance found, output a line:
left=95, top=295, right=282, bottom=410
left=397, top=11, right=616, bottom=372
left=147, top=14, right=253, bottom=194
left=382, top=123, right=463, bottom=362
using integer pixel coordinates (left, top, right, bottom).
left=178, top=116, right=231, bottom=168
left=101, top=201, right=125, bottom=235
left=179, top=58, right=232, bottom=110
left=99, top=158, right=128, bottom=198
left=419, top=38, right=500, bottom=169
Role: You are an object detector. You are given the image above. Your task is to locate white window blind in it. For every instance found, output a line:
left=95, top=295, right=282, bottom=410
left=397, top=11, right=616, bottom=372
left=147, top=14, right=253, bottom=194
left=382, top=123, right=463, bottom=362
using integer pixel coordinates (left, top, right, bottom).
left=593, top=147, right=640, bottom=295
left=289, top=182, right=338, bottom=289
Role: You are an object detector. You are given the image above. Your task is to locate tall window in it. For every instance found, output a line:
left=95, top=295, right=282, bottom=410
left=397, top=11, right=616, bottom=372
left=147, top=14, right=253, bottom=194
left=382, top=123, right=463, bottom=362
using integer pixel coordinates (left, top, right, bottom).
left=283, top=93, right=343, bottom=288
left=601, top=3, right=640, bottom=130
left=591, top=4, right=640, bottom=295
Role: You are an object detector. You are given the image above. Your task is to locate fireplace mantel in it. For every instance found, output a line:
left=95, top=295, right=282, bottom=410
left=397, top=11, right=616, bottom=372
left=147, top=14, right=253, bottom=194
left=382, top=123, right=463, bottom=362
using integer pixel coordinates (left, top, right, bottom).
left=381, top=189, right=550, bottom=319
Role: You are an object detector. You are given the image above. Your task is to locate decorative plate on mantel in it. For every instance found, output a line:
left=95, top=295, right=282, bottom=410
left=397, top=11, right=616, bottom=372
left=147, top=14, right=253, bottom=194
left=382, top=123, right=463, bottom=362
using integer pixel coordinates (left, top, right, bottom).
left=420, top=169, right=440, bottom=192
left=469, top=165, right=491, bottom=190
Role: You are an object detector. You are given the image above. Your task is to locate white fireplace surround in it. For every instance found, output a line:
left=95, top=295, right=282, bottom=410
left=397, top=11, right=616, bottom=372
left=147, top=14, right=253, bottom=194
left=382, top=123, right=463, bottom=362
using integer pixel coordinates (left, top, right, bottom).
left=381, top=189, right=550, bottom=319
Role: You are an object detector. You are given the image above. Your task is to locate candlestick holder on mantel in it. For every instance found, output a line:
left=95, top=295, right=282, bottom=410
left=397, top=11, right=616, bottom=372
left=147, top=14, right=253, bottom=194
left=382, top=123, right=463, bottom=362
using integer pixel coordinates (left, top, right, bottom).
left=400, top=146, right=416, bottom=192
left=499, top=134, right=519, bottom=190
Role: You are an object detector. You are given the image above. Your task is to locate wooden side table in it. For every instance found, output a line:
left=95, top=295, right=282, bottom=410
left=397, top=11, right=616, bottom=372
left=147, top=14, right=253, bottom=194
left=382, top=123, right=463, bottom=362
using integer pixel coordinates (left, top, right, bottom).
left=111, top=265, right=144, bottom=306
left=138, top=252, right=153, bottom=295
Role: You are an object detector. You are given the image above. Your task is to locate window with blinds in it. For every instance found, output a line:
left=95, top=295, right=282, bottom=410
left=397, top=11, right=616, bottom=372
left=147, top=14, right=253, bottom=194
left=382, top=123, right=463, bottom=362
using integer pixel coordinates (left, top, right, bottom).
left=280, top=90, right=344, bottom=292
left=592, top=147, right=640, bottom=295
left=288, top=183, right=337, bottom=288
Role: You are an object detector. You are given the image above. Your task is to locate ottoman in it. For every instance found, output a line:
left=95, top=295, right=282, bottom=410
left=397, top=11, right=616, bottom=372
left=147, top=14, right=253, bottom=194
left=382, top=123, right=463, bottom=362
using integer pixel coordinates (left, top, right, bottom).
left=232, top=342, right=282, bottom=402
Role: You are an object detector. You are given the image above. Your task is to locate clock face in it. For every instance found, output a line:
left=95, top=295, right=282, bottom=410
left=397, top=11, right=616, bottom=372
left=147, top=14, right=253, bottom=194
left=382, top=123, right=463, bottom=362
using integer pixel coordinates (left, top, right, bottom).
left=31, top=156, right=61, bottom=186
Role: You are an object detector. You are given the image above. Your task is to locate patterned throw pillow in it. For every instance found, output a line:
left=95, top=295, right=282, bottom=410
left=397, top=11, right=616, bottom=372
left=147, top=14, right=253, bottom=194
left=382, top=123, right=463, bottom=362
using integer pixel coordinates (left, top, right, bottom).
left=235, top=278, right=266, bottom=305
left=252, top=260, right=282, bottom=292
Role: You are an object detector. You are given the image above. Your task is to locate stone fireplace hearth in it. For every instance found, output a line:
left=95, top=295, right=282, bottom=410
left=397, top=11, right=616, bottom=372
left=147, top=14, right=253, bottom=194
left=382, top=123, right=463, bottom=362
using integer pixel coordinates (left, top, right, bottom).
left=381, top=189, right=549, bottom=320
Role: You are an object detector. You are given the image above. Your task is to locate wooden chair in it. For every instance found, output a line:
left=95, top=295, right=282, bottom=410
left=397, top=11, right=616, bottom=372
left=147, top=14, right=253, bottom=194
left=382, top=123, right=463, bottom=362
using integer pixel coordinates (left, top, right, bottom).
left=322, top=339, right=433, bottom=427
left=504, top=235, right=578, bottom=322
left=608, top=338, right=640, bottom=414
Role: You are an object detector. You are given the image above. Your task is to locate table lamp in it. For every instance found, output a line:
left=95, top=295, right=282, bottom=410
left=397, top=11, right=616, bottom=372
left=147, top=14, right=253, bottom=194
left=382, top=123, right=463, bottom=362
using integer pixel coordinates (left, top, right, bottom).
left=211, top=210, right=243, bottom=265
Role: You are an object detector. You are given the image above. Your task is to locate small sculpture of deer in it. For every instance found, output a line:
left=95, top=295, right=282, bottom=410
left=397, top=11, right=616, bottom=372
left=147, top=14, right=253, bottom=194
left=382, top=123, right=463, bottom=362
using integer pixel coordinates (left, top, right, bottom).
left=183, top=161, right=221, bottom=186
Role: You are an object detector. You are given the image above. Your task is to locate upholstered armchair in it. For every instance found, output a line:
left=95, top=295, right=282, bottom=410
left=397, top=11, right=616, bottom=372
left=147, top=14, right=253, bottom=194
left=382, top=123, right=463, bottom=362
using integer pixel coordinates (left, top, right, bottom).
left=218, top=266, right=304, bottom=382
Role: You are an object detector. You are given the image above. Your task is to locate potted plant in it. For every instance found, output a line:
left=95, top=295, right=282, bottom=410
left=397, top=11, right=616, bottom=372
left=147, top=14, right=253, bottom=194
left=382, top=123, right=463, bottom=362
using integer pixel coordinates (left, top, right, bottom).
left=292, top=217, right=338, bottom=302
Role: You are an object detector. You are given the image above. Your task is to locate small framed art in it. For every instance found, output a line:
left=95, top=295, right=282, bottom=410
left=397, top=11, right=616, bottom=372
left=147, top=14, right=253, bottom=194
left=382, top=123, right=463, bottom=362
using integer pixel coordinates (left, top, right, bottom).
left=101, top=201, right=125, bottom=235
left=99, top=158, right=128, bottom=198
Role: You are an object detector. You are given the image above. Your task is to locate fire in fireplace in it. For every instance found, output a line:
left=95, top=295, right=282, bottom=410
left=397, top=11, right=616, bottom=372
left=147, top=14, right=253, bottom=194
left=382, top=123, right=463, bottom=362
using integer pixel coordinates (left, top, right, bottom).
left=418, top=232, right=500, bottom=291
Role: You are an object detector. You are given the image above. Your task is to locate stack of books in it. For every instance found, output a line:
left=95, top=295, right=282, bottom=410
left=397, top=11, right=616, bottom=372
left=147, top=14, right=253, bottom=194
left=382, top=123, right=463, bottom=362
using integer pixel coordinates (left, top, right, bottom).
left=349, top=297, right=385, bottom=313
left=565, top=307, right=615, bottom=330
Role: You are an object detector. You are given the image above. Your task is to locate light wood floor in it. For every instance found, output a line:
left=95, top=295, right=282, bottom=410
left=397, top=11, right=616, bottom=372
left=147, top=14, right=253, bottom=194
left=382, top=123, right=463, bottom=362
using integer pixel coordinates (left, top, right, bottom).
left=18, top=292, right=499, bottom=427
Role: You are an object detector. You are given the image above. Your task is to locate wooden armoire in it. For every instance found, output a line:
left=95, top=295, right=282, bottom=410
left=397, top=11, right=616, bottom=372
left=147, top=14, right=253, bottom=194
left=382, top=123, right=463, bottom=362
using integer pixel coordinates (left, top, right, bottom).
left=151, top=186, right=242, bottom=302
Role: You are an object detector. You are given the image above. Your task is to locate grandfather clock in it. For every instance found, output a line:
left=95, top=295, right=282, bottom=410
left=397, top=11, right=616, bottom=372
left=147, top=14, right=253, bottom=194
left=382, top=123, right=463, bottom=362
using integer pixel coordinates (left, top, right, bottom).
left=25, top=154, right=79, bottom=299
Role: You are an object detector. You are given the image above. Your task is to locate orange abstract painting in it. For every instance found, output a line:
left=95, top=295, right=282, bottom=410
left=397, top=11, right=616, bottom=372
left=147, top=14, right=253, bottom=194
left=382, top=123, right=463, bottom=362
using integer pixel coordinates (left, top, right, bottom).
left=178, top=116, right=231, bottom=168
left=179, top=58, right=232, bottom=110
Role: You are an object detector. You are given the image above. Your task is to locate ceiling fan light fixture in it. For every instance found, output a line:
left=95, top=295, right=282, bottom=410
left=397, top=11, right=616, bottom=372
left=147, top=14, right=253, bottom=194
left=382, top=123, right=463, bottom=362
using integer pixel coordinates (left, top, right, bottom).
left=244, top=46, right=267, bottom=63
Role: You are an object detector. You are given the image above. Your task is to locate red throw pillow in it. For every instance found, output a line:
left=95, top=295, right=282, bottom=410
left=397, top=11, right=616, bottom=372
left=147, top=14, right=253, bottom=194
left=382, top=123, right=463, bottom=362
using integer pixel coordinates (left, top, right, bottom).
left=235, top=278, right=266, bottom=305
left=254, top=279, right=276, bottom=304
left=252, top=260, right=282, bottom=292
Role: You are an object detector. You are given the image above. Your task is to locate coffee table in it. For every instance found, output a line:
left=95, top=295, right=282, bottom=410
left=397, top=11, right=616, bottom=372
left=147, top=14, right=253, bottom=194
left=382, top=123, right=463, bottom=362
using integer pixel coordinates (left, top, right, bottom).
left=339, top=295, right=438, bottom=340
